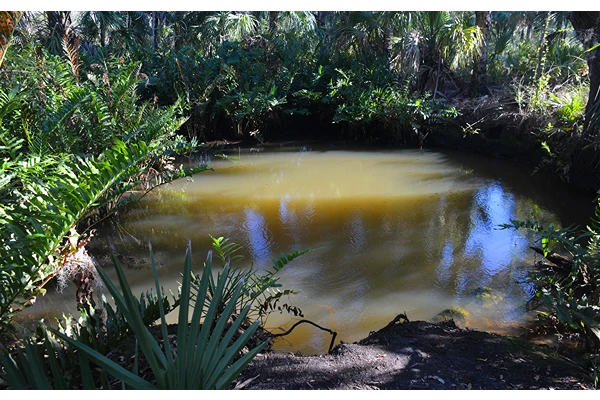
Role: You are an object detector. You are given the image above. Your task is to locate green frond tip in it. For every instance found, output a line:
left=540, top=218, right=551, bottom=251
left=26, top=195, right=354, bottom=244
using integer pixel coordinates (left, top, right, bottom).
left=271, top=248, right=313, bottom=273
left=210, top=234, right=244, bottom=264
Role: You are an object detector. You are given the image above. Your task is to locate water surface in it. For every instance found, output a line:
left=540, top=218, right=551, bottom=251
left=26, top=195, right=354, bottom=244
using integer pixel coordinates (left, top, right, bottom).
left=23, top=143, right=593, bottom=354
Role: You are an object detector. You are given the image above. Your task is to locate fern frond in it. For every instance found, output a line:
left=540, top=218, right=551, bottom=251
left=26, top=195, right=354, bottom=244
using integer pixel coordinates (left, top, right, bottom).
left=0, top=86, right=24, bottom=119
left=0, top=131, right=24, bottom=159
left=210, top=235, right=244, bottom=265
left=0, top=140, right=156, bottom=327
left=107, top=62, right=141, bottom=112
left=32, top=89, right=89, bottom=155
left=270, top=248, right=313, bottom=275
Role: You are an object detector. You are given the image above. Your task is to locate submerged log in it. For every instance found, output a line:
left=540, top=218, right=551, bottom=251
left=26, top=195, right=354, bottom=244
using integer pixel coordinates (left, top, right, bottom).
left=531, top=246, right=573, bottom=274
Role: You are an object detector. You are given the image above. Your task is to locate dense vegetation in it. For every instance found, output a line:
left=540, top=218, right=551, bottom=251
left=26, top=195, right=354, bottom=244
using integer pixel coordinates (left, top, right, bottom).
left=1, top=10, right=600, bottom=389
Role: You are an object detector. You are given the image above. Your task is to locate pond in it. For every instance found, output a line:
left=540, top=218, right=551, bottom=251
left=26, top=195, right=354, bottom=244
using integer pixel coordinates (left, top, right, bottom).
left=22, top=142, right=594, bottom=355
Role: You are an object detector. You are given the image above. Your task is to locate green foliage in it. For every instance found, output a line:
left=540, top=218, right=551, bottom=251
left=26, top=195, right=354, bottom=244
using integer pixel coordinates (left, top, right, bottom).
left=322, top=66, right=458, bottom=143
left=501, top=218, right=569, bottom=258
left=1, top=47, right=190, bottom=156
left=528, top=84, right=588, bottom=180
left=206, top=39, right=293, bottom=137
left=0, top=129, right=202, bottom=330
left=548, top=86, right=587, bottom=124
left=194, top=236, right=311, bottom=321
left=217, top=83, right=287, bottom=137
left=210, top=235, right=244, bottom=265
left=0, top=140, right=154, bottom=328
left=57, top=287, right=179, bottom=356
left=529, top=73, right=551, bottom=111
left=2, top=9, right=596, bottom=338
left=501, top=198, right=600, bottom=350
left=0, top=329, right=99, bottom=389
left=0, top=43, right=203, bottom=332
left=0, top=241, right=265, bottom=389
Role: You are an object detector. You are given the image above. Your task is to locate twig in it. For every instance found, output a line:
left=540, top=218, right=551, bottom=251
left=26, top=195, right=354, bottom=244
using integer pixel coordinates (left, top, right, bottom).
left=382, top=312, right=410, bottom=331
left=270, top=319, right=338, bottom=354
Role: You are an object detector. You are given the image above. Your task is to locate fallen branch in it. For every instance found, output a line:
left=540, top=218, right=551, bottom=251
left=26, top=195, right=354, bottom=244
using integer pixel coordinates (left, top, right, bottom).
left=270, top=319, right=338, bottom=354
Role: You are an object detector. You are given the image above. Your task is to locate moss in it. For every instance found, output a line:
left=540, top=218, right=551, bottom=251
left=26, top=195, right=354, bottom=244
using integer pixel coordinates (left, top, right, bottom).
left=432, top=307, right=470, bottom=323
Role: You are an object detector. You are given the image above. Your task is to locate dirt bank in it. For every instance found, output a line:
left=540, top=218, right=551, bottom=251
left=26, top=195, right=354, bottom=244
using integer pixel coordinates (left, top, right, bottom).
left=235, top=317, right=595, bottom=390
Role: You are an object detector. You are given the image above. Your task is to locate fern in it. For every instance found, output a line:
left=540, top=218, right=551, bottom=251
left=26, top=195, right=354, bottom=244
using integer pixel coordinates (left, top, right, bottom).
left=34, top=89, right=89, bottom=155
left=0, top=86, right=25, bottom=120
left=503, top=197, right=600, bottom=350
left=210, top=235, right=244, bottom=265
left=191, top=236, right=312, bottom=319
left=0, top=131, right=24, bottom=160
left=0, top=140, right=158, bottom=328
left=0, top=41, right=196, bottom=331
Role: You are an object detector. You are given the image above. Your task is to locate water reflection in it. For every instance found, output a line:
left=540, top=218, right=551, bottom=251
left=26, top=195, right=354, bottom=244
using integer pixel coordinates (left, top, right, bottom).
left=464, top=182, right=529, bottom=276
left=21, top=144, right=591, bottom=355
left=242, top=207, right=274, bottom=267
left=420, top=181, right=539, bottom=332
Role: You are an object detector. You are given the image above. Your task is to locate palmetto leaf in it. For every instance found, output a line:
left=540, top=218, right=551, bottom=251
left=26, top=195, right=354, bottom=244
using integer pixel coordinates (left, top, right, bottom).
left=50, top=241, right=264, bottom=389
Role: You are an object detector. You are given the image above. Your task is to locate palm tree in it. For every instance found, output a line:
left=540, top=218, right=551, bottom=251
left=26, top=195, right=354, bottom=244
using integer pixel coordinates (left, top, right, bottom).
left=268, top=11, right=278, bottom=33
left=414, top=11, right=482, bottom=96
left=274, top=11, right=317, bottom=36
left=488, top=12, right=520, bottom=63
left=203, top=12, right=259, bottom=44
left=44, top=11, right=73, bottom=55
left=123, top=11, right=151, bottom=43
left=347, top=11, right=416, bottom=71
left=195, top=11, right=260, bottom=57
left=323, top=11, right=405, bottom=68
left=78, top=11, right=125, bottom=47
left=470, top=11, right=492, bottom=96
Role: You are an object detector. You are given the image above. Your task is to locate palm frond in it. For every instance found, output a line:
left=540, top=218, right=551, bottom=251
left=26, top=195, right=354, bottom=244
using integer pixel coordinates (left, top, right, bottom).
left=62, top=34, right=80, bottom=82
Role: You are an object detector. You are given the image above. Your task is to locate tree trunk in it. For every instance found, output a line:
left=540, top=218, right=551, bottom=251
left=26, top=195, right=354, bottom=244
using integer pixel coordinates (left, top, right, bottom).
left=570, top=12, right=600, bottom=136
left=152, top=11, right=166, bottom=50
left=173, top=11, right=182, bottom=52
left=567, top=12, right=600, bottom=190
left=470, top=11, right=492, bottom=96
left=384, top=25, right=393, bottom=70
left=526, top=12, right=535, bottom=40
left=317, top=11, right=327, bottom=27
left=269, top=11, right=278, bottom=33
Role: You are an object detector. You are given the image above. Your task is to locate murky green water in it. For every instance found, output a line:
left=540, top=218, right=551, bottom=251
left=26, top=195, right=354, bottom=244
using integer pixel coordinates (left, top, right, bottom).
left=22, top=142, right=594, bottom=354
